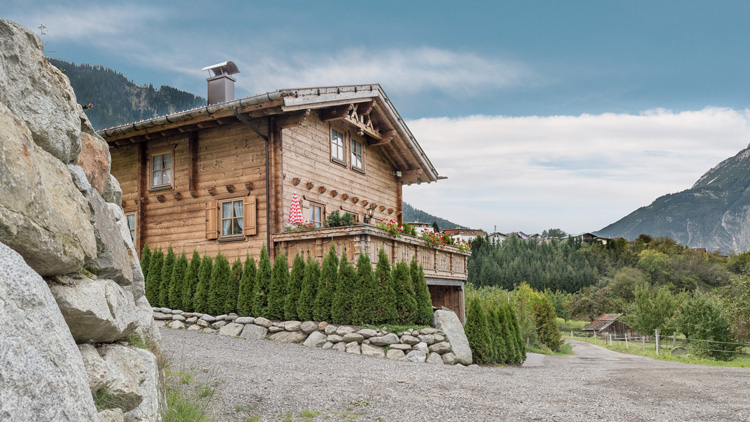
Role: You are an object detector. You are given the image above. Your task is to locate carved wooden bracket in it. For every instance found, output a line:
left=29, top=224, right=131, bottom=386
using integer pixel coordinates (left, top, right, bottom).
left=330, top=190, right=338, bottom=198
left=190, top=191, right=199, bottom=199
left=244, top=182, right=254, bottom=191
left=156, top=195, right=165, bottom=203
left=361, top=200, right=369, bottom=207
left=341, top=193, right=349, bottom=201
left=379, top=206, right=385, bottom=212
left=292, top=178, right=301, bottom=186
left=208, top=187, right=217, bottom=196
left=399, top=169, right=423, bottom=183
left=172, top=192, right=183, bottom=201
left=226, top=184, right=235, bottom=193
left=122, top=200, right=127, bottom=207
left=371, top=130, right=395, bottom=146
left=387, top=208, right=394, bottom=214
left=305, top=181, right=314, bottom=190
left=318, top=186, right=327, bottom=194
left=351, top=197, right=359, bottom=204
left=322, top=104, right=354, bottom=122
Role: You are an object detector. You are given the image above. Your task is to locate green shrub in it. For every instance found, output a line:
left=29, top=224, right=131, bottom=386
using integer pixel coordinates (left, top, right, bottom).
left=332, top=249, right=357, bottom=324
left=284, top=253, right=305, bottom=321
left=532, top=294, right=562, bottom=351
left=314, top=244, right=339, bottom=322
left=225, top=258, right=242, bottom=314
left=298, top=256, right=319, bottom=321
left=508, top=304, right=526, bottom=363
left=140, top=242, right=152, bottom=281
left=392, top=260, right=417, bottom=324
left=487, top=306, right=505, bottom=364
left=355, top=252, right=376, bottom=325
left=252, top=244, right=272, bottom=318
left=208, top=252, right=230, bottom=315
left=267, top=252, right=289, bottom=320
left=193, top=255, right=212, bottom=314
left=372, top=249, right=398, bottom=324
left=182, top=251, right=201, bottom=312
left=145, top=249, right=164, bottom=306
left=237, top=254, right=256, bottom=317
left=411, top=258, right=433, bottom=326
left=499, top=303, right=520, bottom=364
left=465, top=296, right=493, bottom=364
left=159, top=247, right=176, bottom=308
left=325, top=211, right=355, bottom=228
left=168, top=252, right=188, bottom=310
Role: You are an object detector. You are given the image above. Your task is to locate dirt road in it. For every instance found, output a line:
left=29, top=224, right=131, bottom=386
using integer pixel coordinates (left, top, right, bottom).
left=162, top=330, right=750, bottom=421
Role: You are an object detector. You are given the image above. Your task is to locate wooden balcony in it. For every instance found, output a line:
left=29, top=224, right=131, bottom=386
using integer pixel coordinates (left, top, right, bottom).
left=273, top=224, right=470, bottom=322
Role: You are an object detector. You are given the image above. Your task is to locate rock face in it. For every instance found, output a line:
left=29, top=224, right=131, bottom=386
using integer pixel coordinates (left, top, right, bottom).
left=434, top=309, right=473, bottom=365
left=0, top=242, right=98, bottom=421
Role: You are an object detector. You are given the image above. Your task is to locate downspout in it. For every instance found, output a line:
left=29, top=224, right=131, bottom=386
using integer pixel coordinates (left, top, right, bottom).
left=233, top=107, right=272, bottom=254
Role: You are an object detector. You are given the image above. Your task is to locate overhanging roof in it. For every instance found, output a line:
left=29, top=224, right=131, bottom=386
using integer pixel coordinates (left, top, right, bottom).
left=97, top=84, right=439, bottom=184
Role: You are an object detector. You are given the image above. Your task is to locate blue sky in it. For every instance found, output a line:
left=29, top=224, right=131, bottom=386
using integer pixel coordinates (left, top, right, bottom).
left=5, top=1, right=750, bottom=235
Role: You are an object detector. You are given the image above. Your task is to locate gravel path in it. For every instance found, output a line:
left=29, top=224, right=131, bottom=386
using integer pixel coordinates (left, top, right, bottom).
left=161, top=330, right=750, bottom=422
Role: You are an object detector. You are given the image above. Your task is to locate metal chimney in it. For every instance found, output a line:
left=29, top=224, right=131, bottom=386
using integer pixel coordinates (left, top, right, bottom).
left=202, top=61, right=240, bottom=105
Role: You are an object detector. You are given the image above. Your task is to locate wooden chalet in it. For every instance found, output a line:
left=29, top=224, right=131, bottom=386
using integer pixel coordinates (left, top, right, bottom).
left=100, top=64, right=468, bottom=321
left=582, top=313, right=637, bottom=339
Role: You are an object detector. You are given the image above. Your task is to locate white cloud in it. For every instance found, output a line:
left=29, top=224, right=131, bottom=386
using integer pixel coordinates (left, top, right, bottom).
left=403, top=108, right=750, bottom=234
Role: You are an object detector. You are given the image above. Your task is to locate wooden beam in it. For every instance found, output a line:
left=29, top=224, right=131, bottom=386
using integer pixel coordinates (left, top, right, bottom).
left=188, top=132, right=198, bottom=196
left=278, top=109, right=312, bottom=128
left=172, top=192, right=183, bottom=201
left=357, top=101, right=373, bottom=116
left=399, top=169, right=422, bottom=183
left=371, top=130, right=394, bottom=146
left=321, top=104, right=353, bottom=122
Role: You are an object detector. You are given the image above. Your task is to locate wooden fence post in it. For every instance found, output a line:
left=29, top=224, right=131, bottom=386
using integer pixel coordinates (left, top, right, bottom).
left=655, top=329, right=660, bottom=356
left=625, top=333, right=629, bottom=350
left=673, top=332, right=676, bottom=349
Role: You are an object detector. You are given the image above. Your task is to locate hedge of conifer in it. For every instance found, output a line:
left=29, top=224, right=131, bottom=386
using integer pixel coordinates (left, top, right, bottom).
left=141, top=245, right=434, bottom=327
left=465, top=295, right=525, bottom=364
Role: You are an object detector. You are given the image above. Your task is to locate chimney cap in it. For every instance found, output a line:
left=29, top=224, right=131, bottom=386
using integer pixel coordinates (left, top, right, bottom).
left=201, top=61, right=240, bottom=77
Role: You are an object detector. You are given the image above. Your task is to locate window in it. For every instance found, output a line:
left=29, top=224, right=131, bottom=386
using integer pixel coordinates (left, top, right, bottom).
left=331, top=128, right=345, bottom=163
left=151, top=152, right=172, bottom=188
left=126, top=213, right=136, bottom=243
left=351, top=138, right=363, bottom=171
left=220, top=199, right=244, bottom=237
left=310, top=203, right=323, bottom=227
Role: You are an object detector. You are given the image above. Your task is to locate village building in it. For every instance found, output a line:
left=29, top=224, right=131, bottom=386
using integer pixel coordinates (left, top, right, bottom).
left=443, top=229, right=484, bottom=244
left=582, top=313, right=637, bottom=339
left=100, top=62, right=469, bottom=321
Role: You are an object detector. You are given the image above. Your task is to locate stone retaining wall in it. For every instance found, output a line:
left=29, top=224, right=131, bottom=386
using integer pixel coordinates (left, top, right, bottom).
left=154, top=308, right=472, bottom=365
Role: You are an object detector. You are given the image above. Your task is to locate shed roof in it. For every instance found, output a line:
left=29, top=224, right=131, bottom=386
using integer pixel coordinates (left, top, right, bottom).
left=582, top=313, right=624, bottom=332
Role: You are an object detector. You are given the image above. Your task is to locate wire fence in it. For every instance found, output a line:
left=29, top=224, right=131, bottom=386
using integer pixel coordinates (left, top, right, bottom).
left=565, top=330, right=750, bottom=358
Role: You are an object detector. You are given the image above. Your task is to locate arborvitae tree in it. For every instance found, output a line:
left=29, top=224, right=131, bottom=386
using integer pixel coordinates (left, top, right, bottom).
left=140, top=242, right=152, bottom=281
left=508, top=304, right=526, bottom=363
left=314, top=244, right=339, bottom=322
left=208, top=252, right=230, bottom=315
left=182, top=251, right=201, bottom=312
left=252, top=245, right=272, bottom=318
left=145, top=249, right=164, bottom=306
left=168, top=252, right=188, bottom=310
left=465, top=296, right=493, bottom=364
left=224, top=258, right=242, bottom=315
left=298, top=256, right=320, bottom=321
left=487, top=306, right=508, bottom=364
left=284, top=253, right=305, bottom=321
left=237, top=254, right=256, bottom=317
left=498, top=304, right=519, bottom=364
left=355, top=253, right=376, bottom=325
left=372, top=249, right=398, bottom=324
left=392, top=260, right=418, bottom=324
left=332, top=250, right=357, bottom=324
left=411, top=258, right=433, bottom=326
left=159, top=246, right=176, bottom=308
left=193, top=255, right=213, bottom=314
left=267, top=252, right=289, bottom=320
left=532, top=295, right=562, bottom=352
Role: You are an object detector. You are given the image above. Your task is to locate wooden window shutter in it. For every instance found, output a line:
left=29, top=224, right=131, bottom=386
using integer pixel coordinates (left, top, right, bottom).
left=205, top=200, right=218, bottom=240
left=243, top=195, right=257, bottom=236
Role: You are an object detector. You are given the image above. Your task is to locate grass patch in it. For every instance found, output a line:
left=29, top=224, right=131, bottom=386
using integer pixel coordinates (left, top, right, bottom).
left=299, top=409, right=320, bottom=418
left=527, top=342, right=574, bottom=356
left=361, top=324, right=428, bottom=333
left=566, top=335, right=750, bottom=367
left=556, top=318, right=589, bottom=332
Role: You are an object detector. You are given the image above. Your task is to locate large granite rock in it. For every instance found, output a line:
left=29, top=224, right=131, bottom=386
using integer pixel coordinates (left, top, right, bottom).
left=0, top=19, right=82, bottom=164
left=0, top=102, right=97, bottom=276
left=77, top=131, right=110, bottom=194
left=49, top=276, right=138, bottom=343
left=108, top=203, right=144, bottom=300
left=303, top=331, right=327, bottom=348
left=240, top=324, right=268, bottom=340
left=85, top=189, right=133, bottom=286
left=0, top=242, right=98, bottom=421
left=98, top=344, right=165, bottom=421
left=219, top=322, right=244, bottom=337
left=269, top=331, right=308, bottom=343
left=133, top=296, right=161, bottom=344
left=434, top=309, right=472, bottom=365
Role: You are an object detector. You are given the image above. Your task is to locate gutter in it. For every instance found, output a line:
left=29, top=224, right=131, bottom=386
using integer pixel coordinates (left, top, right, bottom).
left=233, top=107, right=272, bottom=255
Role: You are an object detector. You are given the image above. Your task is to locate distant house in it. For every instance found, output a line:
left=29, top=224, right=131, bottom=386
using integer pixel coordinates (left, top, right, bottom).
left=582, top=314, right=637, bottom=338
left=488, top=232, right=508, bottom=245
left=443, top=229, right=484, bottom=244
left=405, top=221, right=434, bottom=236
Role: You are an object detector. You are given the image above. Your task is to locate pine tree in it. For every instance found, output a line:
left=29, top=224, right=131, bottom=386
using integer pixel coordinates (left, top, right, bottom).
left=237, top=254, right=256, bottom=317
left=284, top=253, right=305, bottom=321
left=140, top=242, right=152, bottom=281
left=314, top=244, right=339, bottom=322
left=193, top=255, right=213, bottom=314
left=182, top=251, right=201, bottom=312
left=355, top=253, right=376, bottom=325
left=372, top=249, right=398, bottom=324
left=159, top=246, right=176, bottom=308
left=225, top=258, right=242, bottom=315
left=252, top=244, right=272, bottom=318
left=411, top=258, right=433, bottom=326
left=267, top=252, right=289, bottom=320
left=465, top=296, right=493, bottom=364
left=145, top=249, right=164, bottom=306
left=392, top=260, right=417, bottom=324
left=208, top=252, right=230, bottom=315
left=297, top=256, right=319, bottom=321
left=168, top=252, right=188, bottom=310
left=332, top=250, right=357, bottom=324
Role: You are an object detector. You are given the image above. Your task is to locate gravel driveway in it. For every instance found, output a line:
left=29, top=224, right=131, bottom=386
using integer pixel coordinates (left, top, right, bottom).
left=161, top=330, right=750, bottom=422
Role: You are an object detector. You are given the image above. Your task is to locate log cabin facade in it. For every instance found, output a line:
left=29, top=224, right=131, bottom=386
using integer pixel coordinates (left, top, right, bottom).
left=100, top=82, right=468, bottom=321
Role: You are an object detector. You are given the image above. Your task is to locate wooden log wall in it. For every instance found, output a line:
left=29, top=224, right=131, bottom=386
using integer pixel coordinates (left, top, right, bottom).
left=111, top=121, right=270, bottom=262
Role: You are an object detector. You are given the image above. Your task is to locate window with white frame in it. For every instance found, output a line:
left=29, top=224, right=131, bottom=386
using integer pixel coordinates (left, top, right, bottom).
left=351, top=138, right=363, bottom=171
left=220, top=198, right=244, bottom=237
left=126, top=213, right=136, bottom=243
left=331, top=128, right=345, bottom=163
left=151, top=152, right=172, bottom=188
left=310, top=203, right=324, bottom=227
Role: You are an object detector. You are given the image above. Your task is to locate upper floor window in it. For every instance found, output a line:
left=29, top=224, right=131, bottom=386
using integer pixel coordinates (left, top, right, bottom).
left=331, top=129, right=345, bottom=164
left=310, top=203, right=324, bottom=227
left=351, top=138, right=363, bottom=171
left=221, top=199, right=244, bottom=237
left=151, top=152, right=172, bottom=188
left=126, top=213, right=136, bottom=243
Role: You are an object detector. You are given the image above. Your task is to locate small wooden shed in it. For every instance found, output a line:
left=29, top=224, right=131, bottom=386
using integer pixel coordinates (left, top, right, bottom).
left=582, top=313, right=637, bottom=339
